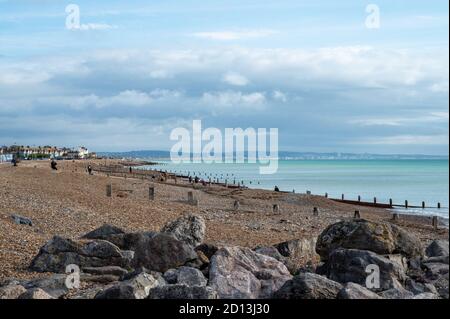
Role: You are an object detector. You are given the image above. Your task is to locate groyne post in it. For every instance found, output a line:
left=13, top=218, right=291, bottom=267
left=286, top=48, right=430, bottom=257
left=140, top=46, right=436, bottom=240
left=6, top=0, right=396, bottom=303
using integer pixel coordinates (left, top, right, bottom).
left=313, top=207, right=319, bottom=216
left=392, top=213, right=399, bottom=221
left=422, top=201, right=426, bottom=209
left=273, top=204, right=280, bottom=214
left=341, top=194, right=344, bottom=200
left=354, top=210, right=361, bottom=219
left=149, top=187, right=155, bottom=200
left=358, top=195, right=361, bottom=202
left=405, top=200, right=409, bottom=209
left=432, top=216, right=439, bottom=230
left=106, top=184, right=112, bottom=197
left=234, top=200, right=240, bottom=211
left=438, top=202, right=441, bottom=209
left=389, top=198, right=393, bottom=207
left=374, top=197, right=377, bottom=204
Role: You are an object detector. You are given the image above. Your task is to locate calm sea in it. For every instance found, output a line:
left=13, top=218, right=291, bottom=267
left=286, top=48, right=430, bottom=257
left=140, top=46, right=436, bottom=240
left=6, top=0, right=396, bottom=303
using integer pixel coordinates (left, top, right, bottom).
left=141, top=160, right=449, bottom=221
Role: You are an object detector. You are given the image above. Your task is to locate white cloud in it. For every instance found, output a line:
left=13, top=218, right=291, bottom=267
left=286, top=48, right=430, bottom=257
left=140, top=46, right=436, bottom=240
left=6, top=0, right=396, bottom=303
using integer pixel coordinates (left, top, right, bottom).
left=223, top=72, right=249, bottom=86
left=191, top=29, right=277, bottom=41
left=272, top=90, right=287, bottom=102
left=77, top=23, right=118, bottom=31
left=202, top=91, right=266, bottom=108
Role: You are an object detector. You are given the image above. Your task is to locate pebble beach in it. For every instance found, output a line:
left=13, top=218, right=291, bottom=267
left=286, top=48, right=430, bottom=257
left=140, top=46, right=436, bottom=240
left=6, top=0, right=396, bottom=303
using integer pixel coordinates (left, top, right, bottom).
left=1, top=159, right=447, bottom=282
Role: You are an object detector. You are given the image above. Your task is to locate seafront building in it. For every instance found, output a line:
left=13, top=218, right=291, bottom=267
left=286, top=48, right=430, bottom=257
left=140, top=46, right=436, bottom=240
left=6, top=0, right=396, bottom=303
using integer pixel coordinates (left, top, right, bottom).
left=0, top=145, right=96, bottom=161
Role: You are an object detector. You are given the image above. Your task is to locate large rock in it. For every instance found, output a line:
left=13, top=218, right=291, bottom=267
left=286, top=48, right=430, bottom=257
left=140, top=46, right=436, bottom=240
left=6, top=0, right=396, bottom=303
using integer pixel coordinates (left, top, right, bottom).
left=82, top=224, right=125, bottom=240
left=82, top=266, right=128, bottom=278
left=132, top=233, right=197, bottom=273
left=22, top=274, right=69, bottom=298
left=0, top=282, right=27, bottom=299
left=30, top=236, right=131, bottom=273
left=322, top=248, right=407, bottom=291
left=275, top=238, right=318, bottom=261
left=337, top=283, right=382, bottom=299
left=18, top=288, right=55, bottom=299
left=426, top=240, right=449, bottom=258
left=379, top=287, right=414, bottom=299
left=161, top=214, right=206, bottom=247
left=163, top=267, right=207, bottom=287
left=316, top=219, right=424, bottom=261
left=273, top=272, right=342, bottom=299
left=95, top=273, right=160, bottom=299
left=208, top=247, right=292, bottom=299
left=148, top=285, right=217, bottom=299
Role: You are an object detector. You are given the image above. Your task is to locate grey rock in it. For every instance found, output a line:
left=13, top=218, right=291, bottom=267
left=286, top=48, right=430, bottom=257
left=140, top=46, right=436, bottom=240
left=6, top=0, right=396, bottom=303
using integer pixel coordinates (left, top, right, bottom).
left=379, top=287, right=414, bottom=299
left=148, top=285, right=217, bottom=299
left=161, top=214, right=206, bottom=247
left=23, top=274, right=69, bottom=298
left=95, top=272, right=159, bottom=299
left=18, top=288, right=55, bottom=299
left=132, top=233, right=197, bottom=273
left=426, top=240, right=449, bottom=258
left=82, top=266, right=128, bottom=277
left=316, top=219, right=424, bottom=261
left=337, top=282, right=382, bottom=299
left=255, top=247, right=284, bottom=261
left=430, top=273, right=449, bottom=299
left=413, top=292, right=441, bottom=299
left=405, top=278, right=438, bottom=295
left=82, top=224, right=125, bottom=240
left=11, top=214, right=33, bottom=226
left=0, top=283, right=27, bottom=299
left=209, top=247, right=292, bottom=299
left=164, top=267, right=207, bottom=287
left=29, top=236, right=131, bottom=273
left=423, top=262, right=449, bottom=279
left=273, top=272, right=342, bottom=299
left=195, top=243, right=218, bottom=259
left=323, top=248, right=407, bottom=291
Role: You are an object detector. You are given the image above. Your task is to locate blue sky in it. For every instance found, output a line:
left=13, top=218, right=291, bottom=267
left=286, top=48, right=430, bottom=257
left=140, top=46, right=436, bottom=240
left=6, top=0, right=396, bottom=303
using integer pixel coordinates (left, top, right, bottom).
left=0, top=0, right=448, bottom=154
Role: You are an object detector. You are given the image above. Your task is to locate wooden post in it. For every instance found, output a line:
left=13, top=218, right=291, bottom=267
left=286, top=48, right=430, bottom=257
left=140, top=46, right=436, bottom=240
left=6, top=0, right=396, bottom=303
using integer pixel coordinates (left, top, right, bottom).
left=405, top=200, right=408, bottom=209
left=313, top=207, right=319, bottom=216
left=273, top=204, right=280, bottom=214
left=392, top=213, right=399, bottom=221
left=149, top=187, right=155, bottom=200
left=306, top=190, right=311, bottom=195
left=341, top=194, right=344, bottom=200
left=325, top=193, right=328, bottom=198
left=432, top=216, right=439, bottom=230
left=389, top=198, right=393, bottom=207
left=106, top=184, right=112, bottom=197
left=358, top=195, right=361, bottom=202
left=438, top=202, right=441, bottom=209
left=374, top=197, right=377, bottom=204
left=422, top=201, right=426, bottom=209
left=234, top=200, right=240, bottom=211
left=354, top=210, right=361, bottom=219
left=187, top=191, right=194, bottom=203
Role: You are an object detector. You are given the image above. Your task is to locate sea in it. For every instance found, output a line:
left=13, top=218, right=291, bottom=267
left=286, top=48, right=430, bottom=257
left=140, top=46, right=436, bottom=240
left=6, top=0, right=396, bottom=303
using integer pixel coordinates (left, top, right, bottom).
left=139, top=159, right=449, bottom=222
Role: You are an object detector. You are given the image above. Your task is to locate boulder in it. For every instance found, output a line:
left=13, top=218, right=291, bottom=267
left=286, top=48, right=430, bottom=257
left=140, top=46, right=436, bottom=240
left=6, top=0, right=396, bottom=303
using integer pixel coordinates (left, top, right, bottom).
left=95, top=273, right=160, bottom=299
left=426, top=240, right=449, bottom=258
left=275, top=238, right=319, bottom=262
left=132, top=233, right=197, bottom=273
left=322, top=248, right=407, bottom=291
left=148, top=285, right=217, bottom=299
left=337, top=283, right=382, bottom=299
left=273, top=272, right=342, bottom=299
left=316, top=219, right=424, bottom=261
left=0, top=283, right=27, bottom=299
left=82, top=266, right=128, bottom=278
left=412, top=292, right=441, bottom=299
left=23, top=274, right=69, bottom=298
left=18, top=288, right=55, bottom=299
left=29, top=236, right=131, bottom=273
left=423, top=262, right=449, bottom=279
left=431, top=273, right=449, bottom=299
left=163, top=267, right=207, bottom=287
left=208, top=247, right=292, bottom=299
left=379, top=287, right=414, bottom=299
left=81, top=224, right=125, bottom=240
left=405, top=278, right=438, bottom=295
left=161, top=214, right=206, bottom=247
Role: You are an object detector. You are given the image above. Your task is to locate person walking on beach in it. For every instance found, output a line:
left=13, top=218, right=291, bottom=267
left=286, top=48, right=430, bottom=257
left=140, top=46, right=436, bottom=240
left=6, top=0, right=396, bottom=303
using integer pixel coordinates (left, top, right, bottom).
left=51, top=160, right=58, bottom=170
left=87, top=164, right=93, bottom=175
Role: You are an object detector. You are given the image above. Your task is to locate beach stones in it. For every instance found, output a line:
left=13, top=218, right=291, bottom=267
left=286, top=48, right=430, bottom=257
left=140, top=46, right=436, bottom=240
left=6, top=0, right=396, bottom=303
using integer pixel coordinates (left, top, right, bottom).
left=131, top=233, right=197, bottom=273
left=208, top=246, right=292, bottom=299
left=337, top=283, right=382, bottom=299
left=161, top=214, right=206, bottom=247
left=321, top=248, right=407, bottom=291
left=316, top=219, right=424, bottom=260
left=18, top=288, right=55, bottom=299
left=426, top=240, right=449, bottom=258
left=29, top=236, right=131, bottom=273
left=273, top=272, right=342, bottom=299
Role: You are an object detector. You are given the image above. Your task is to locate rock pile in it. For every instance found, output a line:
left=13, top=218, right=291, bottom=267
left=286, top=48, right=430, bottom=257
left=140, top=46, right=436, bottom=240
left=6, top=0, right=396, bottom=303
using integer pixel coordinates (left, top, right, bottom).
left=1, top=216, right=448, bottom=299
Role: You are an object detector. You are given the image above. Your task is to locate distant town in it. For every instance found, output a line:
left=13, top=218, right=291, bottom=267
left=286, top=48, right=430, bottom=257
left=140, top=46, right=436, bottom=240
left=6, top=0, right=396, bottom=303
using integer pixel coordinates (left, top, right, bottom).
left=0, top=145, right=96, bottom=162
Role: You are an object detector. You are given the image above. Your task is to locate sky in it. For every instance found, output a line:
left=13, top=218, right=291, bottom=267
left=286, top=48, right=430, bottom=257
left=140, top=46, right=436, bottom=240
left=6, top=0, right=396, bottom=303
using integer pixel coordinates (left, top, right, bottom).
left=0, top=0, right=448, bottom=154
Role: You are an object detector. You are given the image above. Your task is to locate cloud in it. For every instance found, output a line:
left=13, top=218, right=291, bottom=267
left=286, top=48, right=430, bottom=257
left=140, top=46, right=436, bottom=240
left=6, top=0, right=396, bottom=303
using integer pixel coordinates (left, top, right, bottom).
left=222, top=72, right=249, bottom=86
left=191, top=29, right=277, bottom=41
left=272, top=90, right=287, bottom=102
left=76, top=23, right=118, bottom=31
left=202, top=91, right=266, bottom=108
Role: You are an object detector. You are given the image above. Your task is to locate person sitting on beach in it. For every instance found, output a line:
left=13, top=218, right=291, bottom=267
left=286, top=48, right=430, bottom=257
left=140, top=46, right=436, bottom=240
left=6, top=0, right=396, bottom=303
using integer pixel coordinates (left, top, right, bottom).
left=50, top=160, right=58, bottom=170
left=274, top=185, right=280, bottom=192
